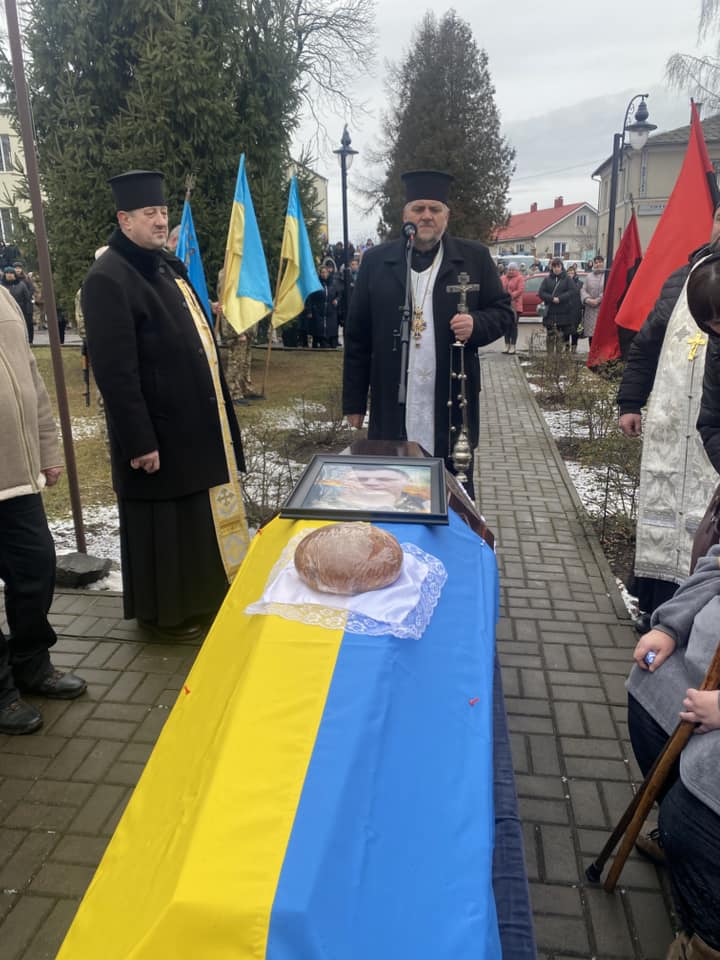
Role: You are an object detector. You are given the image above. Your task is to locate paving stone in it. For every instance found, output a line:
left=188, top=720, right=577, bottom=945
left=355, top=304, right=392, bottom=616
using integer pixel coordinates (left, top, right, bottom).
left=0, top=896, right=55, bottom=960
left=580, top=702, right=617, bottom=739
left=553, top=701, right=584, bottom=736
left=0, top=831, right=59, bottom=890
left=528, top=734, right=561, bottom=776
left=42, top=739, right=96, bottom=780
left=630, top=889, right=675, bottom=959
left=533, top=913, right=590, bottom=955
left=585, top=885, right=635, bottom=957
left=537, top=824, right=581, bottom=883
left=20, top=898, right=79, bottom=960
left=519, top=796, right=569, bottom=825
left=25, top=781, right=93, bottom=807
left=529, top=881, right=583, bottom=916
left=50, top=834, right=108, bottom=866
left=4, top=802, right=77, bottom=833
left=69, top=784, right=128, bottom=835
left=29, top=862, right=94, bottom=898
left=567, top=780, right=607, bottom=829
left=560, top=737, right=623, bottom=758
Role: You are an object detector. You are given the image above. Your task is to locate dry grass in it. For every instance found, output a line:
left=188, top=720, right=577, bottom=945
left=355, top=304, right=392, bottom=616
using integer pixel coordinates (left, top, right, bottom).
left=33, top=344, right=348, bottom=525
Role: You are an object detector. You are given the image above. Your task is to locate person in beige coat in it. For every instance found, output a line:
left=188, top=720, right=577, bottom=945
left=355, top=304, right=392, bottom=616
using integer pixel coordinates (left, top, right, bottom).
left=0, top=287, right=86, bottom=735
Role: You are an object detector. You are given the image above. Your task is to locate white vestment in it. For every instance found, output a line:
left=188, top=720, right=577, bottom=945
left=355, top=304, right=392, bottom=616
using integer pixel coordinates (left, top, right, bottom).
left=635, top=269, right=716, bottom=584
left=406, top=248, right=442, bottom=455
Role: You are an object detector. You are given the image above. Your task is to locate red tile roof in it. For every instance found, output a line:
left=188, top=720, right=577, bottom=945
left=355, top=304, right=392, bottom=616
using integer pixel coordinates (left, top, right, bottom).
left=494, top=202, right=588, bottom=242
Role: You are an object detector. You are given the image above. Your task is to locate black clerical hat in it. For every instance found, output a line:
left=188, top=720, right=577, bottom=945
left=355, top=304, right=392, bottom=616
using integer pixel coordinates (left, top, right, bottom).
left=108, top=170, right=166, bottom=211
left=401, top=169, right=454, bottom=204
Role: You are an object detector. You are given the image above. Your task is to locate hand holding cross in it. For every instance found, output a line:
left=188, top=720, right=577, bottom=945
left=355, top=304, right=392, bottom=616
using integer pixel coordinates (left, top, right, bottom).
left=447, top=271, right=479, bottom=342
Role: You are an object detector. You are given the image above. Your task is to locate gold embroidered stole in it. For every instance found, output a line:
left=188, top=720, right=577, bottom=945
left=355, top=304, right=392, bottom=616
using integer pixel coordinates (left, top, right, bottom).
left=175, top=278, right=249, bottom=582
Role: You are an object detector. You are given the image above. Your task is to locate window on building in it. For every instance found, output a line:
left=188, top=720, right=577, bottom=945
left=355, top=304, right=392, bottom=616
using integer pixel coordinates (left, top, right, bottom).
left=553, top=241, right=567, bottom=256
left=576, top=214, right=587, bottom=227
left=517, top=242, right=525, bottom=252
left=0, top=135, right=12, bottom=173
left=0, top=207, right=16, bottom=242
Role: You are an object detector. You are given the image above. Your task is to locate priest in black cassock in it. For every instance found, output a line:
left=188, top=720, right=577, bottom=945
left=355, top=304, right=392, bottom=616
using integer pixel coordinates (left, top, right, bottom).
left=342, top=170, right=511, bottom=499
left=82, top=171, right=249, bottom=640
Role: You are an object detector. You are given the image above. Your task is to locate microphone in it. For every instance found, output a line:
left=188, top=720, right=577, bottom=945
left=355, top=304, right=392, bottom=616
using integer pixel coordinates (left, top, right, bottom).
left=401, top=222, right=417, bottom=244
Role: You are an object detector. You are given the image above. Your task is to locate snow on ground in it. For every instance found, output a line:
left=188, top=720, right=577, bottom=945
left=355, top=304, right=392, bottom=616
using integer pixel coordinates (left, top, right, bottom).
left=542, top=413, right=639, bottom=618
left=541, top=408, right=591, bottom=440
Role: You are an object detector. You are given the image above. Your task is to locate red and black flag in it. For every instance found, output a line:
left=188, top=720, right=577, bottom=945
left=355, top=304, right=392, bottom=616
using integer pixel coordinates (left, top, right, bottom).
left=587, top=212, right=642, bottom=367
left=614, top=101, right=718, bottom=335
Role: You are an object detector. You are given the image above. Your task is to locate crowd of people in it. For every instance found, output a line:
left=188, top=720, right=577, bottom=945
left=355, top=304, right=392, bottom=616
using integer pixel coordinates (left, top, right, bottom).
left=2, top=162, right=720, bottom=958
left=495, top=254, right=606, bottom=354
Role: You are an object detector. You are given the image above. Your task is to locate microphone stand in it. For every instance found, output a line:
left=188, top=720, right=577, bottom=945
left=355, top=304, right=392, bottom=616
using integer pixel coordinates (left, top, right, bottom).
left=397, top=231, right=414, bottom=413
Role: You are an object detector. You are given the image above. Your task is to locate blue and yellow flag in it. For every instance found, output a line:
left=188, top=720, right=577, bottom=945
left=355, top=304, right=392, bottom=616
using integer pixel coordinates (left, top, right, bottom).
left=222, top=155, right=273, bottom=333
left=55, top=512, right=501, bottom=959
left=272, top=175, right=322, bottom=328
left=176, top=199, right=212, bottom=322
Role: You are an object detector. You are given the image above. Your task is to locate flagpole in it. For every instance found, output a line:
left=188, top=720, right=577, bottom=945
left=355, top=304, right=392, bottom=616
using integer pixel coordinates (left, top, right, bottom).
left=260, top=259, right=288, bottom=397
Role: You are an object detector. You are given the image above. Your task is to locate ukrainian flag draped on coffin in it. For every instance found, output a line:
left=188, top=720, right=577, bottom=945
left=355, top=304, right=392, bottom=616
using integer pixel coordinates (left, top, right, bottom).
left=221, top=154, right=273, bottom=333
left=55, top=512, right=501, bottom=960
left=272, top=175, right=321, bottom=327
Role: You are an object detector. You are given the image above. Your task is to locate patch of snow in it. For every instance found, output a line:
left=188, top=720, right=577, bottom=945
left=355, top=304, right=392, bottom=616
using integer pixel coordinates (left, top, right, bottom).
left=52, top=503, right=121, bottom=565
left=542, top=409, right=590, bottom=439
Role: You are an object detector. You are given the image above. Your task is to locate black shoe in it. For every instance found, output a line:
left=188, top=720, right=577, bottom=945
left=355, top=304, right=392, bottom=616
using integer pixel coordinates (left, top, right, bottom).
left=21, top=668, right=87, bottom=700
left=138, top=619, right=205, bottom=641
left=0, top=698, right=43, bottom=734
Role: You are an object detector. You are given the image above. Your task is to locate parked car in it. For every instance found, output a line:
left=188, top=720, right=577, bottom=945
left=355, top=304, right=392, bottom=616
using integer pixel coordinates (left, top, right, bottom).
left=519, top=271, right=587, bottom=317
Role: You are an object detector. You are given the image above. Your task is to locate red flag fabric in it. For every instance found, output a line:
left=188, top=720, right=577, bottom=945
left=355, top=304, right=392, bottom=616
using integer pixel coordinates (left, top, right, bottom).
left=614, top=102, right=716, bottom=332
left=587, top=212, right=642, bottom=367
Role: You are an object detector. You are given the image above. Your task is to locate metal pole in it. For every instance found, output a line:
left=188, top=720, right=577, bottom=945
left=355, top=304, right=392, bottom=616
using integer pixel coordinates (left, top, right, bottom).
left=340, top=153, right=350, bottom=322
left=5, top=0, right=86, bottom=551
left=605, top=132, right=622, bottom=269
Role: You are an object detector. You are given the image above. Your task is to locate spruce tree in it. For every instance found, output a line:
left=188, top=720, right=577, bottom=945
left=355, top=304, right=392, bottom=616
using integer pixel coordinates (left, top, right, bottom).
left=376, top=11, right=514, bottom=242
left=1, top=0, right=374, bottom=309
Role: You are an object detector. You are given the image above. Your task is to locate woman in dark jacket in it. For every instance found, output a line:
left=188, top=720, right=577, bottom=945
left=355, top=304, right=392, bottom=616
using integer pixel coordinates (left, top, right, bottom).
left=1, top=265, right=34, bottom=343
left=306, top=266, right=340, bottom=348
left=539, top=259, right=574, bottom=353
left=566, top=265, right=584, bottom=353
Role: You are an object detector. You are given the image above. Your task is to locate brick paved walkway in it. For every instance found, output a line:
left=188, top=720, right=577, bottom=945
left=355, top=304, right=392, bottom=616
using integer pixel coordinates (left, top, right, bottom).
left=0, top=352, right=672, bottom=959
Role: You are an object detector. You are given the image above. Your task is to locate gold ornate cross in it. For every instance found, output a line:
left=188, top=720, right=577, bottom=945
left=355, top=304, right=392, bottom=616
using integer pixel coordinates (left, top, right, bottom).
left=446, top=272, right=479, bottom=313
left=687, top=331, right=707, bottom=361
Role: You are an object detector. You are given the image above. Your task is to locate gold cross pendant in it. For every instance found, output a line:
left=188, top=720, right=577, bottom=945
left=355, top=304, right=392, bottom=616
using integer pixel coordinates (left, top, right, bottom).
left=412, top=306, right=426, bottom=345
left=687, top=331, right=707, bottom=361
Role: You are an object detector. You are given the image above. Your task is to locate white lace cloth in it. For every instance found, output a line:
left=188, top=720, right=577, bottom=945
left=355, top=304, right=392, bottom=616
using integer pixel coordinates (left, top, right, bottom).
left=245, top=530, right=447, bottom=639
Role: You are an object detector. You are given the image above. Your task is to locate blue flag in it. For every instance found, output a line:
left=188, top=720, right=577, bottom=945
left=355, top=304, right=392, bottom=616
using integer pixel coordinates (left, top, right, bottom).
left=176, top=200, right=213, bottom=323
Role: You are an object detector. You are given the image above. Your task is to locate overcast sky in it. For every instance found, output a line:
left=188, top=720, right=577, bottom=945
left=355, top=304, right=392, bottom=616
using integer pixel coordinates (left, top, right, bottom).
left=299, top=0, right=710, bottom=243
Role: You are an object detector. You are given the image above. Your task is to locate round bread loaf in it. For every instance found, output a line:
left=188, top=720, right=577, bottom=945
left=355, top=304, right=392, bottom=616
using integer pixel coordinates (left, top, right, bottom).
left=294, top=523, right=403, bottom=595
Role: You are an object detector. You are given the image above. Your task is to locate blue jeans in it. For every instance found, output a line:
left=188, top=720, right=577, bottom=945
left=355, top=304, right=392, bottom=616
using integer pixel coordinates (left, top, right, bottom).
left=0, top=494, right=56, bottom=705
left=628, top=695, right=720, bottom=947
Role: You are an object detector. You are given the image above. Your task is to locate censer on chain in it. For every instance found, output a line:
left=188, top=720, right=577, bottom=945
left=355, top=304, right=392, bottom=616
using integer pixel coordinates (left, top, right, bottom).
left=446, top=272, right=478, bottom=486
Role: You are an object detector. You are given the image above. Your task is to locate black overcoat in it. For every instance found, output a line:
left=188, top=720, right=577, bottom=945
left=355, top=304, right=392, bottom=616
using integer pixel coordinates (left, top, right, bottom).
left=82, top=228, right=244, bottom=501
left=342, top=235, right=511, bottom=458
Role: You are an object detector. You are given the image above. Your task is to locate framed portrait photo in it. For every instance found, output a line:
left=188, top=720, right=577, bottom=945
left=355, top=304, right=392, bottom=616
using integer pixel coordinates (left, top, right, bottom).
left=280, top=455, right=448, bottom=525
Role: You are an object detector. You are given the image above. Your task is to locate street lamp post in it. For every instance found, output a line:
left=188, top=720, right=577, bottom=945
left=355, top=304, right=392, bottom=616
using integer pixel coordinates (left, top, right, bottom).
left=333, top=126, right=358, bottom=321
left=605, top=95, right=657, bottom=268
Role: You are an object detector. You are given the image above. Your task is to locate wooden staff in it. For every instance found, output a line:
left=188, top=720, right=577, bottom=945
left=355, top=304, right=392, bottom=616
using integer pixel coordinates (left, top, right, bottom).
left=586, top=642, right=720, bottom=892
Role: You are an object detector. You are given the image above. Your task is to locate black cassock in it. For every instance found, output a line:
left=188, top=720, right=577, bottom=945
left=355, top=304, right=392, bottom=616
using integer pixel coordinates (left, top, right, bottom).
left=83, top=229, right=244, bottom=627
left=342, top=234, right=512, bottom=467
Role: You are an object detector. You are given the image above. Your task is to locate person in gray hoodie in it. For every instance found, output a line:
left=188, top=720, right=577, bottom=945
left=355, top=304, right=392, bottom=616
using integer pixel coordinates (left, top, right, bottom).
left=626, top=545, right=720, bottom=959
